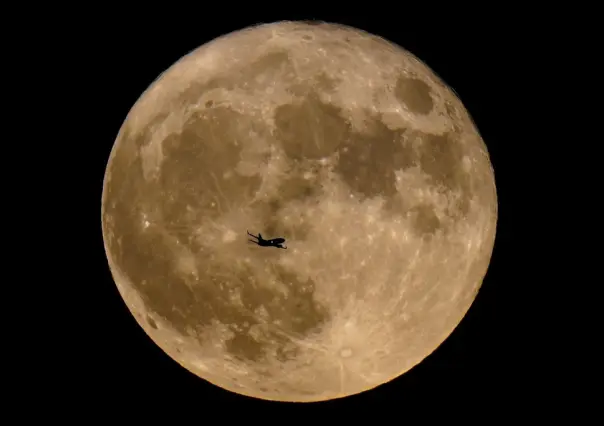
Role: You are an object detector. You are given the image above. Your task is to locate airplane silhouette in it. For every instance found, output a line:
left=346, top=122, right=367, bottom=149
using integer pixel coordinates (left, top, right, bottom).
left=247, top=231, right=287, bottom=249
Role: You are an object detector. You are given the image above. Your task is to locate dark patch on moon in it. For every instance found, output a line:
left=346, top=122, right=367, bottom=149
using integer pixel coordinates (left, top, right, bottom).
left=225, top=331, right=266, bottom=362
left=314, top=73, right=340, bottom=93
left=279, top=174, right=320, bottom=201
left=409, top=204, right=441, bottom=235
left=273, top=93, right=349, bottom=160
left=394, top=75, right=434, bottom=115
left=415, top=132, right=471, bottom=218
left=147, top=315, right=157, bottom=329
left=160, top=106, right=263, bottom=224
left=129, top=112, right=171, bottom=152
left=336, top=113, right=414, bottom=203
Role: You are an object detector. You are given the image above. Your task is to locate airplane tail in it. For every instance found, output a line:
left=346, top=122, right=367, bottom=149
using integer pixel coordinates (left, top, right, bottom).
left=259, top=233, right=263, bottom=239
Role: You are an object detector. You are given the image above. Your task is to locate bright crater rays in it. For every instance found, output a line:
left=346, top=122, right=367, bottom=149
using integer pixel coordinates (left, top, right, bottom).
left=101, top=21, right=497, bottom=402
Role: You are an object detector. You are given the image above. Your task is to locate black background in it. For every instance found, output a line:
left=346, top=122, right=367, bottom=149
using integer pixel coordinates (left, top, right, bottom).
left=53, top=6, right=561, bottom=416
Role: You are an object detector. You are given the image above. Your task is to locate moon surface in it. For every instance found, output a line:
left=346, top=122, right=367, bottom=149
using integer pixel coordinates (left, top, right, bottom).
left=101, top=21, right=497, bottom=402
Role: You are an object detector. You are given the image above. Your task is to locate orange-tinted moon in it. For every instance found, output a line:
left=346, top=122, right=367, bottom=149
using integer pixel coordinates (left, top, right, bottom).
left=101, top=21, right=497, bottom=402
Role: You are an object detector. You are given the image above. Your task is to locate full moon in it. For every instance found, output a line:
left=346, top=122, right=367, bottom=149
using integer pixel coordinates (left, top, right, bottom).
left=101, top=21, right=497, bottom=402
